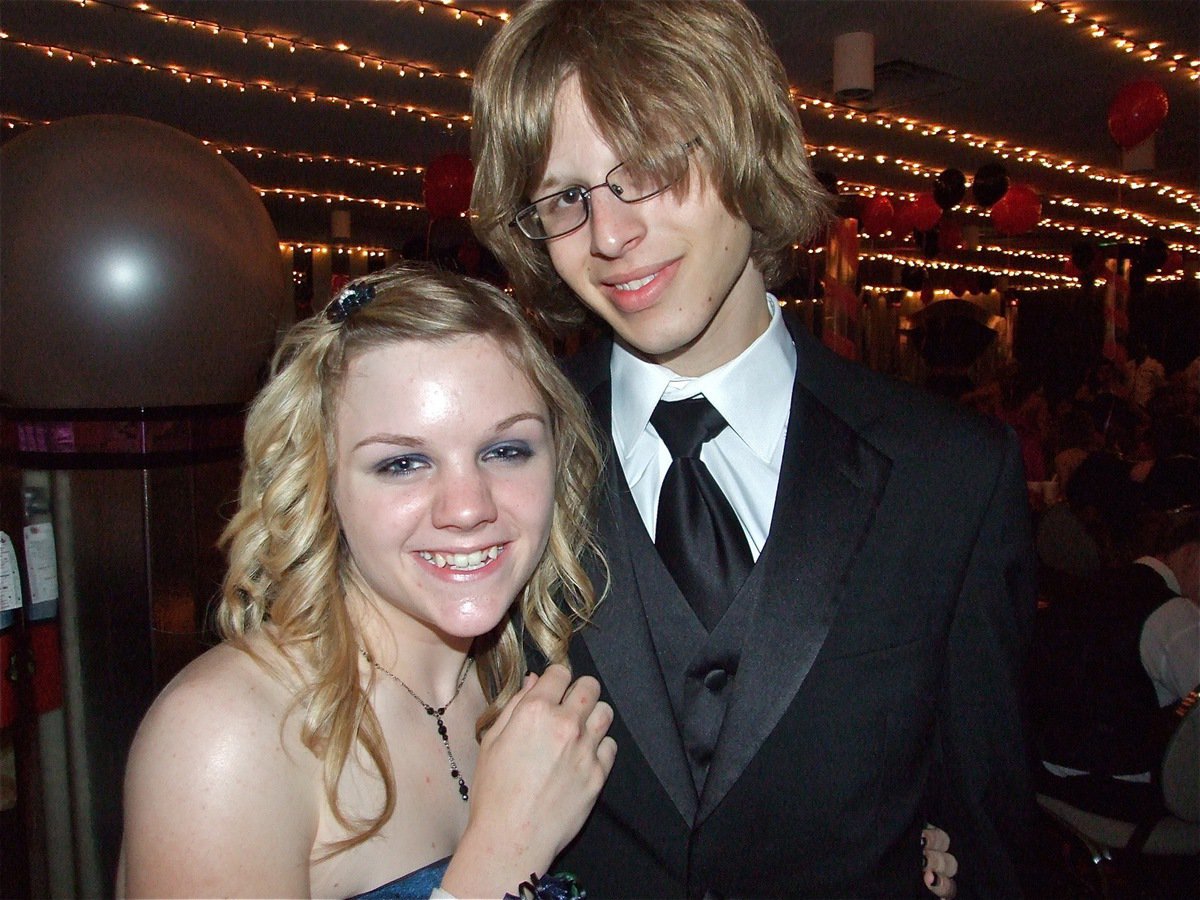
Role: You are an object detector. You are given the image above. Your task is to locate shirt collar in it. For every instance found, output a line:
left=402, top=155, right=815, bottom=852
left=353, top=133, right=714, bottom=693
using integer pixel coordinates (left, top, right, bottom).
left=610, top=293, right=796, bottom=462
left=1136, top=555, right=1183, bottom=596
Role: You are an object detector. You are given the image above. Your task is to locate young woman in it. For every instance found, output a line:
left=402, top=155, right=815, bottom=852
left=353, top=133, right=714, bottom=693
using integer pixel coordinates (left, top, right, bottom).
left=119, top=264, right=615, bottom=898
left=119, top=262, right=957, bottom=898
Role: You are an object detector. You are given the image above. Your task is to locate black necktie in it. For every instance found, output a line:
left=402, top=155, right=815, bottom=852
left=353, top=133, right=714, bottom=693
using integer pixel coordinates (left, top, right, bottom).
left=651, top=396, right=753, bottom=631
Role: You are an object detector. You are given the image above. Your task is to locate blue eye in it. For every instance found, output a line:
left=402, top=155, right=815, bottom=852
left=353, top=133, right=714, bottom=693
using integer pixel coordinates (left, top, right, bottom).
left=483, top=442, right=533, bottom=463
left=555, top=187, right=586, bottom=209
left=375, top=455, right=428, bottom=476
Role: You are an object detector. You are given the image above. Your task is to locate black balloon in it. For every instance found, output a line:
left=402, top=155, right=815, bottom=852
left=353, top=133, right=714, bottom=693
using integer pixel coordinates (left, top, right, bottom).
left=1141, top=236, right=1169, bottom=271
left=933, top=168, right=967, bottom=210
left=971, top=163, right=1010, bottom=208
left=914, top=228, right=940, bottom=259
left=1071, top=241, right=1098, bottom=272
left=901, top=266, right=926, bottom=292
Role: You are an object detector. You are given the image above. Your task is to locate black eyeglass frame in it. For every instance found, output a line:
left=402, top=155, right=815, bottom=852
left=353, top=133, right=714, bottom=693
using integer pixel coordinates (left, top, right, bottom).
left=509, top=139, right=700, bottom=242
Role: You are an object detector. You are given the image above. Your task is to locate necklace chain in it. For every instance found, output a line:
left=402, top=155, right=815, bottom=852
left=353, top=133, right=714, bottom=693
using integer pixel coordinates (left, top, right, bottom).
left=361, top=648, right=473, bottom=802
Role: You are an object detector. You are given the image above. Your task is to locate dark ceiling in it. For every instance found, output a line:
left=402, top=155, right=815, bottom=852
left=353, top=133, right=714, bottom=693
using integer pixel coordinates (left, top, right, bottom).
left=2, top=0, right=1197, bottom=290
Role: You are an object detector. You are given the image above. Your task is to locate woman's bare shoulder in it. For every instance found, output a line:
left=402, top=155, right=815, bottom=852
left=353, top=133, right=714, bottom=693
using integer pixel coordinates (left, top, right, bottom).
left=120, top=637, right=319, bottom=898
left=143, top=637, right=298, bottom=728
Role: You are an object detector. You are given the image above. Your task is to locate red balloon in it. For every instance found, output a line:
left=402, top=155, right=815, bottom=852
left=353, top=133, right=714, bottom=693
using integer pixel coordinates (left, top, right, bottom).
left=939, top=216, right=963, bottom=251
left=860, top=195, right=895, bottom=236
left=911, top=193, right=943, bottom=232
left=1164, top=251, right=1184, bottom=273
left=423, top=152, right=474, bottom=219
left=893, top=199, right=916, bottom=237
left=948, top=271, right=970, bottom=297
left=1107, top=80, right=1169, bottom=149
left=990, top=183, right=1041, bottom=236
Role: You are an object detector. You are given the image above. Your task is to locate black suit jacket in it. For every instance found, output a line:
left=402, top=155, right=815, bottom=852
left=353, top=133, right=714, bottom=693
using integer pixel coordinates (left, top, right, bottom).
left=555, top=318, right=1038, bottom=898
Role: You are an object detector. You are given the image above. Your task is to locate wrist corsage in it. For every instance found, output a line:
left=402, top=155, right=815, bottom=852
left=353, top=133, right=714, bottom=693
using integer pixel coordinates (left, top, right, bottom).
left=502, top=871, right=585, bottom=900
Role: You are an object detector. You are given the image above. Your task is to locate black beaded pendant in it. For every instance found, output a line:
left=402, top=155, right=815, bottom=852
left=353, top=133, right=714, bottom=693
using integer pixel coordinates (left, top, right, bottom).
left=363, top=649, right=473, bottom=803
left=424, top=702, right=470, bottom=801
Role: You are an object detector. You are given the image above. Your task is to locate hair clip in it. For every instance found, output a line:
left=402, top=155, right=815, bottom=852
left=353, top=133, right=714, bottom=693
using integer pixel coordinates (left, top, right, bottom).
left=324, top=280, right=376, bottom=323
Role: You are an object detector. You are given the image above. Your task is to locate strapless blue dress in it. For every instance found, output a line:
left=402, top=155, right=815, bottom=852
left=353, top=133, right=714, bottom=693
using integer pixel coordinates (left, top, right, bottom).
left=345, top=856, right=450, bottom=900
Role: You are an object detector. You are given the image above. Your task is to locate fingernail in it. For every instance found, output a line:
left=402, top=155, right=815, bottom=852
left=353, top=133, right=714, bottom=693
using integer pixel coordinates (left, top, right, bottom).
left=920, top=834, right=927, bottom=849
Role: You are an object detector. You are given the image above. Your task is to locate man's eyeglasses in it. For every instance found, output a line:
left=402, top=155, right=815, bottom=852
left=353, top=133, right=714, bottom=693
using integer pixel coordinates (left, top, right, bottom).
left=510, top=140, right=698, bottom=242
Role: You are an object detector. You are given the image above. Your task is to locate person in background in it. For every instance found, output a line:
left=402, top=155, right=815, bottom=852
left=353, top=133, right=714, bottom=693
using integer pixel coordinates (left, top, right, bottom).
left=1139, top=514, right=1199, bottom=709
left=1126, top=338, right=1167, bottom=409
left=1035, top=451, right=1142, bottom=589
left=118, top=265, right=617, bottom=899
left=1033, top=511, right=1199, bottom=823
left=471, top=1, right=1034, bottom=894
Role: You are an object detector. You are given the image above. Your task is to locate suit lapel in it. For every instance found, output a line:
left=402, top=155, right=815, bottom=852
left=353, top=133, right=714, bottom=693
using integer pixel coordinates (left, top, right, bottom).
left=578, top=372, right=699, bottom=825
left=698, top=348, right=893, bottom=822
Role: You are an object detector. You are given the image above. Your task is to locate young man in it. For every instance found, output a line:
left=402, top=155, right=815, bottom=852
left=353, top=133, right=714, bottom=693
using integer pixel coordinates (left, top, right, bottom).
left=1034, top=512, right=1199, bottom=822
left=472, top=2, right=1037, bottom=895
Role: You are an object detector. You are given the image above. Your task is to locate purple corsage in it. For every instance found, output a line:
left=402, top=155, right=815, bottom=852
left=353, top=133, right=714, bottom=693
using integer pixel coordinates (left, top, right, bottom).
left=502, top=871, right=585, bottom=900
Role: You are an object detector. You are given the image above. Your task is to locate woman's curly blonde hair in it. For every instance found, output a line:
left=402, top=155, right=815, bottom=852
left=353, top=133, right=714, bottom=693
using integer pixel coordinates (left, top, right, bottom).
left=216, top=262, right=605, bottom=854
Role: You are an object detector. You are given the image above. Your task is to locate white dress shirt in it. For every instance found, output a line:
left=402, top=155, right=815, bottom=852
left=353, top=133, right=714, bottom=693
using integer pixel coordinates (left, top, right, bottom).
left=1136, top=556, right=1199, bottom=706
left=610, top=293, right=796, bottom=560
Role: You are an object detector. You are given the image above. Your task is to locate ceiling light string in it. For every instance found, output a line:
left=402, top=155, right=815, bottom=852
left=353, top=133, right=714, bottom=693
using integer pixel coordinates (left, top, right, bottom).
left=71, top=0, right=476, bottom=83
left=251, top=180, right=1199, bottom=258
left=5, top=110, right=1194, bottom=232
left=3, top=26, right=1189, bottom=210
left=829, top=177, right=1199, bottom=248
left=379, top=0, right=511, bottom=28
left=815, top=152, right=1200, bottom=227
left=0, top=35, right=472, bottom=129
left=2, top=112, right=424, bottom=176
left=3, top=112, right=1192, bottom=249
left=254, top=185, right=429, bottom=213
left=792, top=92, right=1198, bottom=209
left=811, top=140, right=1199, bottom=217
left=1028, top=1, right=1200, bottom=83
left=281, top=243, right=392, bottom=255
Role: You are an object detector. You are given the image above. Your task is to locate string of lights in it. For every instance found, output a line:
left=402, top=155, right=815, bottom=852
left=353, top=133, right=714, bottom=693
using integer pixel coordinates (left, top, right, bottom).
left=816, top=143, right=1199, bottom=218
left=1028, top=0, right=1200, bottom=82
left=2, top=112, right=426, bottom=174
left=5, top=19, right=1192, bottom=211
left=281, top=243, right=392, bottom=255
left=816, top=152, right=1199, bottom=236
left=380, top=0, right=510, bottom=27
left=862, top=249, right=1076, bottom=284
left=831, top=178, right=1199, bottom=252
left=73, top=0, right=478, bottom=82
left=792, top=93, right=1198, bottom=212
left=255, top=185, right=426, bottom=212
left=5, top=111, right=1193, bottom=260
left=5, top=108, right=1192, bottom=246
left=0, top=34, right=473, bottom=128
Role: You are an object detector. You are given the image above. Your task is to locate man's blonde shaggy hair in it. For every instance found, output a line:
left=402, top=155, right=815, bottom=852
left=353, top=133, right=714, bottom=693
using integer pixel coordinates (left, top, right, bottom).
left=471, top=0, right=832, bottom=332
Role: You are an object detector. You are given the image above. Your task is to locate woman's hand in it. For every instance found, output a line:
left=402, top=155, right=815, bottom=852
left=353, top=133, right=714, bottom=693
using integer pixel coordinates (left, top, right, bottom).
left=922, top=825, right=958, bottom=899
left=441, top=665, right=617, bottom=899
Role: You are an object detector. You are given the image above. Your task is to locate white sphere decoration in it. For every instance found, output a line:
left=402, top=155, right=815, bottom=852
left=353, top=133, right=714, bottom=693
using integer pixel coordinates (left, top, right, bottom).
left=1, top=115, right=289, bottom=408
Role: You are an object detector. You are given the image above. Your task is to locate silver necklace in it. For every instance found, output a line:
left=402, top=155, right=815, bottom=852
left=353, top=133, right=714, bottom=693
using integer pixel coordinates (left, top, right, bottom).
left=361, top=648, right=473, bottom=802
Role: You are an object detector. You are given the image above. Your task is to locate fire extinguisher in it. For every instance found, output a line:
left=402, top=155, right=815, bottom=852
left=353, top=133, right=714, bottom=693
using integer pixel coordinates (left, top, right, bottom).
left=21, top=476, right=75, bottom=897
left=1, top=526, right=26, bottom=898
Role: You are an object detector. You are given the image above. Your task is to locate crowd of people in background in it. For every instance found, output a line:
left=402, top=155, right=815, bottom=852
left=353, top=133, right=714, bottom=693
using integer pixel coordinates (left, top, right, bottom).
left=949, top=330, right=1198, bottom=836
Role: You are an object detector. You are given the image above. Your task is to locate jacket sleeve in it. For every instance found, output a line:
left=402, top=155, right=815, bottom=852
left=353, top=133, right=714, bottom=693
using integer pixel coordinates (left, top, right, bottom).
left=930, top=429, right=1040, bottom=897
